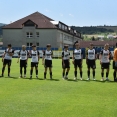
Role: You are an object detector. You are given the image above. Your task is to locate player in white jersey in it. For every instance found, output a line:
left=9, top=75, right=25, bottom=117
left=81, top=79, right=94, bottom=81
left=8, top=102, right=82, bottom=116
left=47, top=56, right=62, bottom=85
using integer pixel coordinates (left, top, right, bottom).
left=62, top=45, right=70, bottom=79
left=86, top=43, right=97, bottom=80
left=42, top=44, right=53, bottom=79
left=1, top=44, right=14, bottom=77
left=99, top=43, right=111, bottom=81
left=17, top=45, right=29, bottom=78
left=72, top=43, right=83, bottom=80
left=30, top=45, right=40, bottom=79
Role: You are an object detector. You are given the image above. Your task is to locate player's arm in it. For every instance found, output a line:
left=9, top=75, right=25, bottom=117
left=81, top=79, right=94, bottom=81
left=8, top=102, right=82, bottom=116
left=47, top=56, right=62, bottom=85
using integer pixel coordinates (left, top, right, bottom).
left=26, top=51, right=29, bottom=62
left=2, top=51, right=6, bottom=62
left=17, top=51, right=20, bottom=63
left=72, top=51, right=75, bottom=64
left=42, top=51, right=45, bottom=65
left=62, top=52, right=65, bottom=66
left=38, top=51, right=40, bottom=63
left=51, top=50, right=53, bottom=58
left=99, top=50, right=103, bottom=64
left=86, top=50, right=88, bottom=63
left=81, top=50, right=83, bottom=64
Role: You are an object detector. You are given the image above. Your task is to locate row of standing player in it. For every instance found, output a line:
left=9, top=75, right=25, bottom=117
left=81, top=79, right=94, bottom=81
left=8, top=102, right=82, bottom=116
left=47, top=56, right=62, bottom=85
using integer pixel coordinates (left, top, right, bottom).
left=1, top=43, right=116, bottom=81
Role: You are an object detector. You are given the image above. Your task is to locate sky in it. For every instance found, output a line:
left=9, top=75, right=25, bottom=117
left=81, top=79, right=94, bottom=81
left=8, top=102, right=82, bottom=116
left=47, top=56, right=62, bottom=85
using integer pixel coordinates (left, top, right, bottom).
left=0, top=0, right=117, bottom=26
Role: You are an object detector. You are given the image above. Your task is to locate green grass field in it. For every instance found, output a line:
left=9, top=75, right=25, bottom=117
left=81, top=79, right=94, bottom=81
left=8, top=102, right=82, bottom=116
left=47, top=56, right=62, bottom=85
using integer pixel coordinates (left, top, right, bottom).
left=0, top=59, right=117, bottom=117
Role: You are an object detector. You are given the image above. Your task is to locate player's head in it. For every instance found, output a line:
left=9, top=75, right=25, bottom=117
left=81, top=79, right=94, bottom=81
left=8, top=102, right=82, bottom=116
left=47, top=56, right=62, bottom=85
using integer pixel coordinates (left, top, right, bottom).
left=8, top=44, right=12, bottom=49
left=64, top=45, right=69, bottom=51
left=46, top=44, right=51, bottom=50
left=75, top=43, right=80, bottom=49
left=22, top=45, right=26, bottom=50
left=89, top=43, right=93, bottom=49
left=104, top=43, right=109, bottom=50
left=32, top=44, right=36, bottom=50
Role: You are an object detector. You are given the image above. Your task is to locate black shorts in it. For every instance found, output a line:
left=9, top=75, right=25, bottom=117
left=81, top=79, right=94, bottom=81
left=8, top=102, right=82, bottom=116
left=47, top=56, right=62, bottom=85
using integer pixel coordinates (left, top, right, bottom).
left=44, top=60, right=52, bottom=68
left=3, top=59, right=12, bottom=66
left=62, top=60, right=70, bottom=69
left=31, top=62, right=38, bottom=67
left=87, top=59, right=96, bottom=69
left=113, top=61, right=117, bottom=69
left=74, top=59, right=82, bottom=68
left=20, top=60, right=27, bottom=67
left=101, top=63, right=110, bottom=69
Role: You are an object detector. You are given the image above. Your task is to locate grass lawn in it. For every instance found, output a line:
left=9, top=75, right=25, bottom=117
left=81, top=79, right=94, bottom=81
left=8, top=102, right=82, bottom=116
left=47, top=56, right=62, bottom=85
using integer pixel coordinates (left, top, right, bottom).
left=0, top=59, right=117, bottom=117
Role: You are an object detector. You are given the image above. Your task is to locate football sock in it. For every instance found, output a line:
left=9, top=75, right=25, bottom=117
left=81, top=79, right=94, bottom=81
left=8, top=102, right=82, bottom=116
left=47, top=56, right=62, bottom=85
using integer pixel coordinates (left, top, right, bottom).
left=106, top=72, right=109, bottom=78
left=87, top=70, right=90, bottom=78
left=63, top=72, right=65, bottom=77
left=113, top=71, right=116, bottom=79
left=24, top=67, right=26, bottom=75
left=30, top=69, right=33, bottom=76
left=36, top=70, right=38, bottom=75
left=8, top=67, right=10, bottom=75
left=74, top=71, right=77, bottom=77
left=80, top=71, right=82, bottom=78
left=50, top=72, right=52, bottom=76
left=101, top=72, right=104, bottom=77
left=2, top=67, right=5, bottom=75
left=20, top=67, right=22, bottom=76
left=93, top=71, right=95, bottom=78
left=66, top=72, right=68, bottom=76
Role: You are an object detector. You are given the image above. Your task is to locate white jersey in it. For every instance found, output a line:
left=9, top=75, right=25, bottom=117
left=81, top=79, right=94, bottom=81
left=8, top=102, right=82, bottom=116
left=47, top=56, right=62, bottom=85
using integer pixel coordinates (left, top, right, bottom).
left=4, top=48, right=14, bottom=60
left=87, top=49, right=96, bottom=60
left=73, top=49, right=82, bottom=60
left=100, top=49, right=110, bottom=63
left=30, top=50, right=39, bottom=62
left=62, top=50, right=70, bottom=60
left=19, top=50, right=28, bottom=60
left=43, top=50, right=53, bottom=60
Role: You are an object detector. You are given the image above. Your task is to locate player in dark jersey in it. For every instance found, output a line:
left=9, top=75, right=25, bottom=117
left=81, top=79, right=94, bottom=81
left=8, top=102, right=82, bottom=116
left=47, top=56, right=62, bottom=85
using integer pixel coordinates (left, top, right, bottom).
left=72, top=43, right=83, bottom=80
left=99, top=43, right=111, bottom=81
left=62, top=45, right=70, bottom=79
left=17, top=45, right=29, bottom=78
left=86, top=43, right=97, bottom=80
left=29, top=45, right=40, bottom=79
left=42, top=44, right=53, bottom=79
left=1, top=44, right=14, bottom=77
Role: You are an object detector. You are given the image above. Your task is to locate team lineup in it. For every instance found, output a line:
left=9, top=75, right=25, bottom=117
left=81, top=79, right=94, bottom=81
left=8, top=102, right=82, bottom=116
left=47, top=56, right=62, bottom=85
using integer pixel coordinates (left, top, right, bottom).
left=1, top=42, right=117, bottom=81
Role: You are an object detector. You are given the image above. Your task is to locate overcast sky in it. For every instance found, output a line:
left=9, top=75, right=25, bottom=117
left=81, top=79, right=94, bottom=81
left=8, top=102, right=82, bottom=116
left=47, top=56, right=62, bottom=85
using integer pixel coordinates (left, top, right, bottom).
left=0, top=0, right=117, bottom=26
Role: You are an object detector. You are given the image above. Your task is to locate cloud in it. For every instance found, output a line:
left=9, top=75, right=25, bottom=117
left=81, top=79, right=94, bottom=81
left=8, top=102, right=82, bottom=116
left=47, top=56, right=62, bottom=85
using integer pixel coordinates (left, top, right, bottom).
left=45, top=9, right=51, bottom=12
left=60, top=13, right=64, bottom=17
left=69, top=13, right=74, bottom=17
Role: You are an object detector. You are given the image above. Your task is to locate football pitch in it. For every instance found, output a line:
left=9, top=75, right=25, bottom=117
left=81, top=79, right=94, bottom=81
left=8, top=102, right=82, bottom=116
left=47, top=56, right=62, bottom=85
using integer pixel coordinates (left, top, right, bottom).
left=0, top=59, right=117, bottom=117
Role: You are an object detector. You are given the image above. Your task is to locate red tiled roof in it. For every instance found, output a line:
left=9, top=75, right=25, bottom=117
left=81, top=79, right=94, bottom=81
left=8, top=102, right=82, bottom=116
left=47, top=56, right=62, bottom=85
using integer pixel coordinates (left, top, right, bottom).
left=80, top=40, right=117, bottom=48
left=3, top=12, right=57, bottom=29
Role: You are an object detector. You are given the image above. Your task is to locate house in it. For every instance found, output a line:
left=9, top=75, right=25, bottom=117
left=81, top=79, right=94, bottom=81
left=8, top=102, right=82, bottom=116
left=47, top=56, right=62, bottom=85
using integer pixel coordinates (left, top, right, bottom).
left=2, top=12, right=82, bottom=49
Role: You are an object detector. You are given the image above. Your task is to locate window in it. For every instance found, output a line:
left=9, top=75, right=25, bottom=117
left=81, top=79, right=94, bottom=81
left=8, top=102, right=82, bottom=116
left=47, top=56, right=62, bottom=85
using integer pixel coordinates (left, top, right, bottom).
left=36, top=32, right=39, bottom=37
left=62, top=25, right=64, bottom=30
left=59, top=23, right=62, bottom=29
left=24, top=20, right=35, bottom=26
left=26, top=32, right=33, bottom=38
left=27, top=43, right=33, bottom=47
left=37, top=43, right=39, bottom=47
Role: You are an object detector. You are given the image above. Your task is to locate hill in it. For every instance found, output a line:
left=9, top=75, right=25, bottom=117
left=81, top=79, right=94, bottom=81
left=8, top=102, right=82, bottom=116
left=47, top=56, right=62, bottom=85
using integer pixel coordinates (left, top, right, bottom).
left=72, top=26, right=117, bottom=35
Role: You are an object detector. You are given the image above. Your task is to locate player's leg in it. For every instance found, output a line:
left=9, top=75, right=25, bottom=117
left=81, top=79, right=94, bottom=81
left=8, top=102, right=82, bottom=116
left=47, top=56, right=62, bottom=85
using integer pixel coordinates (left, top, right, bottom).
left=62, top=68, right=65, bottom=79
left=24, top=60, right=27, bottom=78
left=8, top=60, right=11, bottom=77
left=79, top=67, right=83, bottom=80
left=92, top=69, right=95, bottom=80
left=106, top=68, right=109, bottom=81
left=87, top=68, right=90, bottom=80
left=20, top=67, right=23, bottom=78
left=74, top=67, right=77, bottom=80
left=2, top=63, right=6, bottom=77
left=49, top=67, right=52, bottom=79
left=30, top=62, right=34, bottom=79
left=101, top=68, right=104, bottom=81
left=35, top=65, right=38, bottom=78
left=44, top=67, right=47, bottom=79
left=65, top=68, right=70, bottom=79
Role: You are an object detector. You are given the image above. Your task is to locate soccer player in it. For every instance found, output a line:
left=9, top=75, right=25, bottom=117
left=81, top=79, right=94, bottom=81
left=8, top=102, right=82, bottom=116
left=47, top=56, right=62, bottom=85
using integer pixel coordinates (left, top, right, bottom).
left=1, top=44, right=14, bottom=77
left=113, top=43, right=117, bottom=81
left=72, top=43, right=83, bottom=80
left=30, top=45, right=40, bottom=79
left=17, top=45, right=29, bottom=78
left=42, top=44, right=53, bottom=79
left=86, top=43, right=97, bottom=80
left=62, top=45, right=70, bottom=79
left=99, top=43, right=111, bottom=81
